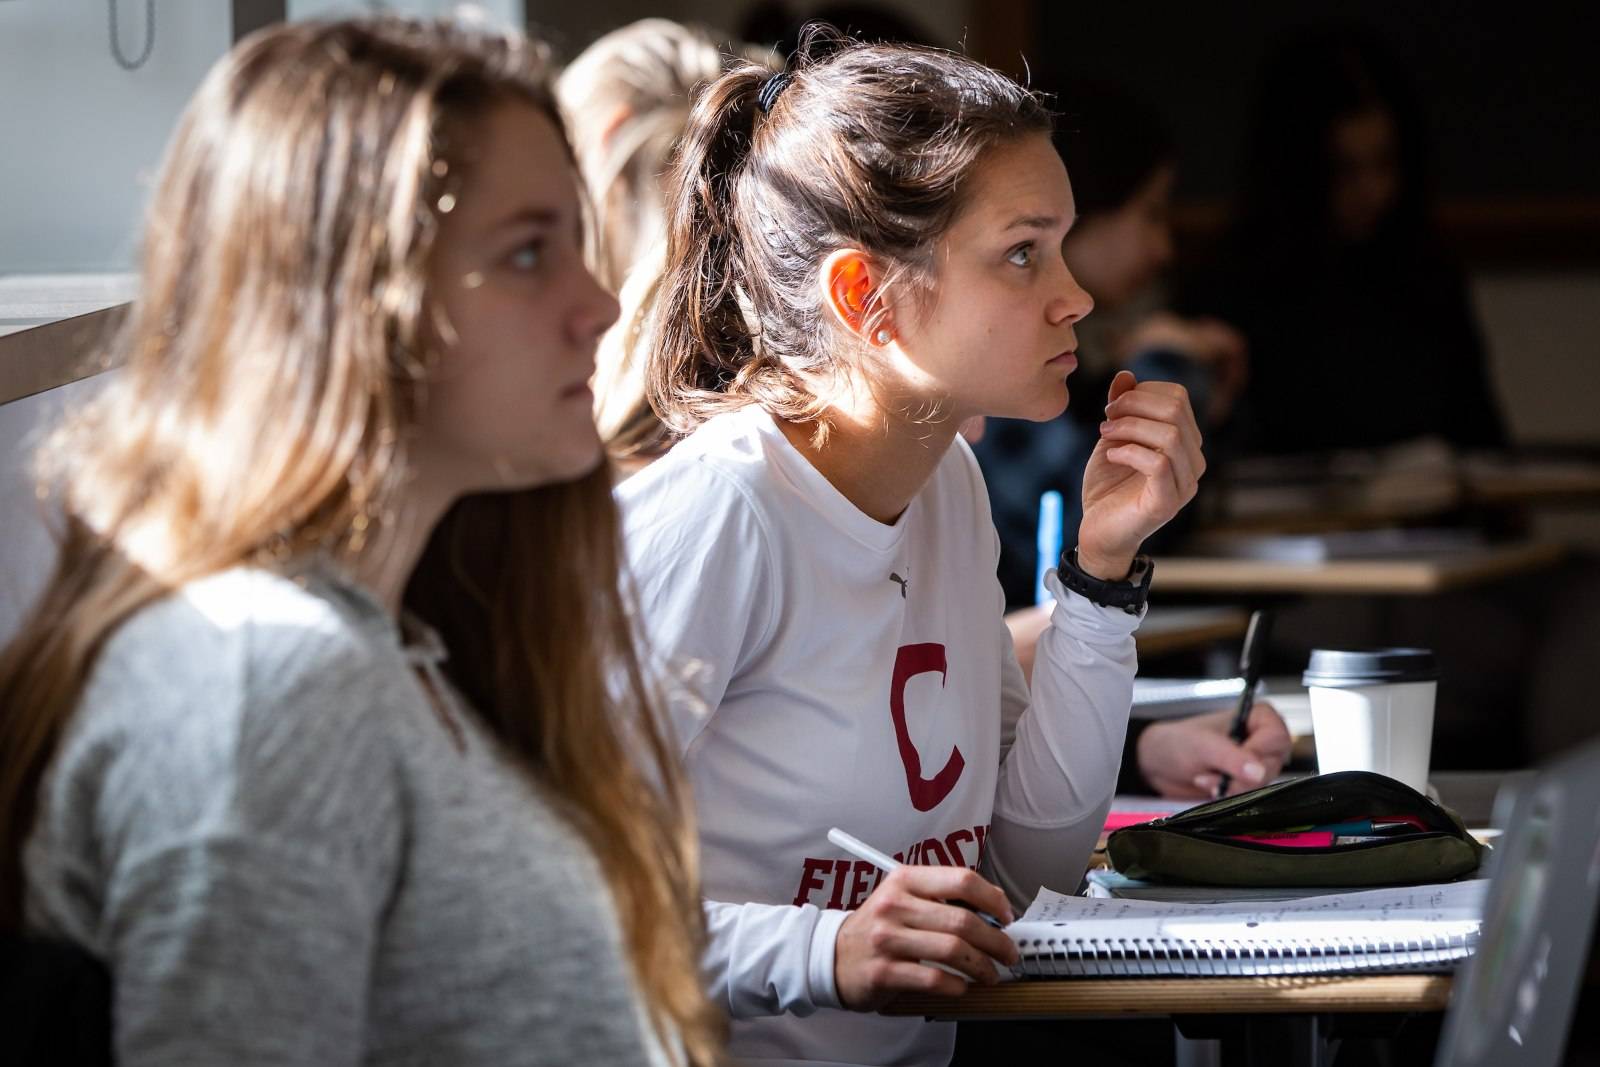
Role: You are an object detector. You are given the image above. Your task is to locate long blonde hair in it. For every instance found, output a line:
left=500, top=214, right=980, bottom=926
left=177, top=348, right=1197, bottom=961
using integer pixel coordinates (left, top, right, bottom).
left=0, top=18, right=719, bottom=1064
left=559, top=21, right=772, bottom=465
left=558, top=19, right=735, bottom=294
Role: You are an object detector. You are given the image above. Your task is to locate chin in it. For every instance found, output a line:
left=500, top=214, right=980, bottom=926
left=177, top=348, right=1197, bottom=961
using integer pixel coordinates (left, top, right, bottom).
left=546, top=441, right=606, bottom=487
left=497, top=434, right=604, bottom=492
left=1009, top=383, right=1070, bottom=423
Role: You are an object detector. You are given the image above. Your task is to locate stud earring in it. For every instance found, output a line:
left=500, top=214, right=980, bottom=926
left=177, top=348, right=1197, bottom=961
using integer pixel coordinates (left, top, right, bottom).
left=874, top=328, right=892, bottom=345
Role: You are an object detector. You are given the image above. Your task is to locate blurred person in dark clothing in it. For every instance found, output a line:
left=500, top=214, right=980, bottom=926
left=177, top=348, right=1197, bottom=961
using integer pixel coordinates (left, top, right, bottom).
left=1182, top=25, right=1508, bottom=457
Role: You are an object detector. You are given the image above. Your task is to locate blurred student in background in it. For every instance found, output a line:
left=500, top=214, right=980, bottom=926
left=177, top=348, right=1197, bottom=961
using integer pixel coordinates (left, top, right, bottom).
left=0, top=18, right=718, bottom=1065
left=560, top=18, right=734, bottom=296
left=560, top=19, right=771, bottom=476
left=1181, top=25, right=1507, bottom=456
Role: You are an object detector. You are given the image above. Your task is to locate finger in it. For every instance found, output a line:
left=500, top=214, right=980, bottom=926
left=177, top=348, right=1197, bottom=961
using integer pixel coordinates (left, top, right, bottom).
left=879, top=960, right=971, bottom=999
left=1104, top=444, right=1188, bottom=507
left=1102, top=392, right=1205, bottom=478
left=1123, top=378, right=1190, bottom=399
left=899, top=897, right=1021, bottom=966
left=880, top=928, right=1004, bottom=985
left=1188, top=729, right=1269, bottom=789
left=893, top=866, right=1016, bottom=925
left=1244, top=702, right=1294, bottom=763
left=1099, top=416, right=1199, bottom=494
left=1105, top=369, right=1138, bottom=407
left=1104, top=385, right=1204, bottom=455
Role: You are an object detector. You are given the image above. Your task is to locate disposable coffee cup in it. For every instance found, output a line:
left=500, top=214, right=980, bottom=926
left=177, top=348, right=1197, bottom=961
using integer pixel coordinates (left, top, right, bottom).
left=1302, top=648, right=1439, bottom=793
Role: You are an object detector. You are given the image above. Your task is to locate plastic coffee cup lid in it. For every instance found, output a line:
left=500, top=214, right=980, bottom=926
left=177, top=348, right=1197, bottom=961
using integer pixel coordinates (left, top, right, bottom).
left=1302, top=647, right=1438, bottom=688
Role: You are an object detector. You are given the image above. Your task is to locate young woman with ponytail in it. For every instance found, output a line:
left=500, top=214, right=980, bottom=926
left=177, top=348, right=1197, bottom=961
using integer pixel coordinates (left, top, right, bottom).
left=620, top=30, right=1207, bottom=1067
left=0, top=18, right=719, bottom=1066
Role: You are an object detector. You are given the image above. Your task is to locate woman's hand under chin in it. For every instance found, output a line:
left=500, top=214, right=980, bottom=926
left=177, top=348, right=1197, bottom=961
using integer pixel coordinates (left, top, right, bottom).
left=1075, top=370, right=1205, bottom=580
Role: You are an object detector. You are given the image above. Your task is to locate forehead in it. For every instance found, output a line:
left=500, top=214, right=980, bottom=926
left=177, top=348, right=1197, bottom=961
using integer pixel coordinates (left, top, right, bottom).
left=448, top=100, right=574, bottom=218
left=955, top=133, right=1074, bottom=229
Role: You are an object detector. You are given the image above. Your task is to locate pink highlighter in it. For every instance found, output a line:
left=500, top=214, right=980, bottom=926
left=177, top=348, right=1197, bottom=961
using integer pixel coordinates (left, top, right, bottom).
left=1227, top=830, right=1337, bottom=848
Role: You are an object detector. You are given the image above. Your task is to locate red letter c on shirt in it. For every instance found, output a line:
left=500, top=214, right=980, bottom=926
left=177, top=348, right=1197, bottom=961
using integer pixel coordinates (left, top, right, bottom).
left=890, top=643, right=964, bottom=812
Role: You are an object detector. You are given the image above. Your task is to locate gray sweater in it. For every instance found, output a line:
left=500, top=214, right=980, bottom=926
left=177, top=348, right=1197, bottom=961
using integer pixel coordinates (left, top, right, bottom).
left=23, top=566, right=670, bottom=1066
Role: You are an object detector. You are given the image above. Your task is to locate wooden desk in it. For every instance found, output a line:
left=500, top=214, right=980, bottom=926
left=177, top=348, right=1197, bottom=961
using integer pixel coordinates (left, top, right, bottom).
left=1202, top=455, right=1600, bottom=534
left=883, top=973, right=1450, bottom=1020
left=889, top=974, right=1449, bottom=1066
left=1466, top=464, right=1600, bottom=507
left=1152, top=541, right=1563, bottom=596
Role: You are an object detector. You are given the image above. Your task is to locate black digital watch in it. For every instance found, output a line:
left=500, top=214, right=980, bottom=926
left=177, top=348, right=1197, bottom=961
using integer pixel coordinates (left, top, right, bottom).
left=1056, top=548, right=1154, bottom=616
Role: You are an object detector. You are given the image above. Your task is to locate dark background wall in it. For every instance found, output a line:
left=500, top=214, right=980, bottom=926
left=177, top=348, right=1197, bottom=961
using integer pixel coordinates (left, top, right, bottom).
left=1035, top=1, right=1600, bottom=202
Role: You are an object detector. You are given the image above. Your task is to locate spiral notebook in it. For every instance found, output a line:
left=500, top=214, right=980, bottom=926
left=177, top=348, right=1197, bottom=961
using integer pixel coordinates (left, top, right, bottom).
left=1006, top=879, right=1487, bottom=978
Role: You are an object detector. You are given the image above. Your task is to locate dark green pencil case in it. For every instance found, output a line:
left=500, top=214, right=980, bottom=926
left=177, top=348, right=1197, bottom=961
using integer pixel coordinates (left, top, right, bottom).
left=1106, top=771, right=1484, bottom=887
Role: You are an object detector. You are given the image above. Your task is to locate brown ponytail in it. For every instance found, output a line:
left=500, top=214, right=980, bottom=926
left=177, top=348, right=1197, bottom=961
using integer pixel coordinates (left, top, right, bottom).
left=649, top=26, right=1052, bottom=438
left=650, top=62, right=788, bottom=429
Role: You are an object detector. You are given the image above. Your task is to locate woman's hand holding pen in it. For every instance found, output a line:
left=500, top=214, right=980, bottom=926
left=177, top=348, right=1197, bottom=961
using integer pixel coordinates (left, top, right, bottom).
left=833, top=866, right=1019, bottom=1009
left=1076, top=371, right=1205, bottom=580
left=1138, top=703, right=1293, bottom=799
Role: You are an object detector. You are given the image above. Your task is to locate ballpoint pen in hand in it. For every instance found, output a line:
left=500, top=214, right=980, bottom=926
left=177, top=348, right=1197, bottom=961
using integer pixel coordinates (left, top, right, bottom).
left=826, top=827, right=1005, bottom=929
left=1216, top=609, right=1273, bottom=798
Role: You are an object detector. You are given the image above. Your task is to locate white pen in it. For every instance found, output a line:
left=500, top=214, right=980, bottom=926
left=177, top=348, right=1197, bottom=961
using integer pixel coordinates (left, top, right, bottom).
left=827, top=827, right=1006, bottom=929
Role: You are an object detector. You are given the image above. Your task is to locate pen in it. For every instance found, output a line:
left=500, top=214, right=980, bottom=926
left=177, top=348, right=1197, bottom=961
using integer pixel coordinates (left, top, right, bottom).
left=1215, top=609, right=1273, bottom=798
left=1034, top=490, right=1064, bottom=607
left=826, top=827, right=1006, bottom=929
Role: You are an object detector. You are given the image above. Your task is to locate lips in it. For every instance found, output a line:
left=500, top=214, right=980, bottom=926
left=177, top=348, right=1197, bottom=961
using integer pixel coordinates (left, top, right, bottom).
left=1047, top=350, right=1078, bottom=372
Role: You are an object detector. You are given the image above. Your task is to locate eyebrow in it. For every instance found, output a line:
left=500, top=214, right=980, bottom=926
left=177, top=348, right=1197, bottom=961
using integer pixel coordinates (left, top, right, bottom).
left=484, top=205, right=579, bottom=249
left=1004, top=213, right=1066, bottom=231
left=495, top=207, right=561, bottom=230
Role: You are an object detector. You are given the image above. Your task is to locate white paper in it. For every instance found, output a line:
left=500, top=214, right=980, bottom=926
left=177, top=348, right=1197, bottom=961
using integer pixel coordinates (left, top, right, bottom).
left=1015, top=879, right=1487, bottom=943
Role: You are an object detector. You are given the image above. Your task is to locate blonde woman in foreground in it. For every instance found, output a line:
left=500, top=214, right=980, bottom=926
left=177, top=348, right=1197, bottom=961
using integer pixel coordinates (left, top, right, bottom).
left=0, top=18, right=718, bottom=1067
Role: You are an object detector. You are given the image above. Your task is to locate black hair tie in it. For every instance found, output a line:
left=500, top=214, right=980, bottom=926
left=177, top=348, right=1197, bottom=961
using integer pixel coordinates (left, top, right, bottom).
left=756, top=71, right=794, bottom=114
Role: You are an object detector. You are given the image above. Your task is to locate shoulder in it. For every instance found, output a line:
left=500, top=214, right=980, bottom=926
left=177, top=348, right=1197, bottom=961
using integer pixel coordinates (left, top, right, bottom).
left=66, top=567, right=411, bottom=847
left=91, top=566, right=402, bottom=727
left=617, top=407, right=780, bottom=556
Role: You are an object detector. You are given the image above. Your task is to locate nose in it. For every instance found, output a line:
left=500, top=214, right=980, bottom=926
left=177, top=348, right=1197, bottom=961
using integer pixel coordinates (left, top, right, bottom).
left=1048, top=263, right=1094, bottom=327
left=571, top=266, right=621, bottom=348
left=1153, top=225, right=1175, bottom=270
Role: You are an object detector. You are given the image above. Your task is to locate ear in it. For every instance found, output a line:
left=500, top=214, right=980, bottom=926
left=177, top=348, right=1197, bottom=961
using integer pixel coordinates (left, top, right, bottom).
left=599, top=103, right=633, bottom=149
left=819, top=248, right=893, bottom=346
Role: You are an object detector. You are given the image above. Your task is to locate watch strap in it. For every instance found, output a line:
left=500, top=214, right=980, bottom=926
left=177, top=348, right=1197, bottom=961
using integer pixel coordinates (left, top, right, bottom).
left=1056, top=548, right=1154, bottom=616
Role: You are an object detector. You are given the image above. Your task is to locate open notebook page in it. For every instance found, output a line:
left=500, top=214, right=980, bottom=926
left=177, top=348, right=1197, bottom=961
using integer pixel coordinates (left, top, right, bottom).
left=1014, top=879, right=1487, bottom=945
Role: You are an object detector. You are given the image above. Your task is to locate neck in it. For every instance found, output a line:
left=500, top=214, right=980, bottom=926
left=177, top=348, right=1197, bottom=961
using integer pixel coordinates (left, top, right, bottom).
left=776, top=382, right=961, bottom=525
left=347, top=476, right=457, bottom=616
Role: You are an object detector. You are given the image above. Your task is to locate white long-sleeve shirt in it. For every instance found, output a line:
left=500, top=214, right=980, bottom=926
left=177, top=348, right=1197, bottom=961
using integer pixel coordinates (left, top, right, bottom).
left=619, top=405, right=1140, bottom=1067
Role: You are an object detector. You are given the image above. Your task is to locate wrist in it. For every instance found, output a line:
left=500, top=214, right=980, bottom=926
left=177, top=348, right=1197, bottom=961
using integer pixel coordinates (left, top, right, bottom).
left=1056, top=548, right=1154, bottom=616
left=1074, top=547, right=1135, bottom=581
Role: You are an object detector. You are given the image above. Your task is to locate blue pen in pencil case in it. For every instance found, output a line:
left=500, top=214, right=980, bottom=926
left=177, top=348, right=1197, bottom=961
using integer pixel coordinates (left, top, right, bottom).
left=1106, top=771, right=1484, bottom=888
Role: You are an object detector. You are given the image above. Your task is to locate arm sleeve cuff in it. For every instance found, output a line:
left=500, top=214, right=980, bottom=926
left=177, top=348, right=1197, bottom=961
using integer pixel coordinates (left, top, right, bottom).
left=805, top=907, right=849, bottom=1012
left=1046, top=568, right=1146, bottom=638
